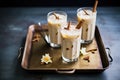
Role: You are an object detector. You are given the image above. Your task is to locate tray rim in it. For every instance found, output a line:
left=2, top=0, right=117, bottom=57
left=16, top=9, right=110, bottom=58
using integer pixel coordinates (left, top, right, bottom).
left=20, top=24, right=111, bottom=73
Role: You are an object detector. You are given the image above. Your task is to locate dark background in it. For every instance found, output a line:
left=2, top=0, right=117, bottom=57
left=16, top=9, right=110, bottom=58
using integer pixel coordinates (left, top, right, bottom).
left=0, top=0, right=120, bottom=7
left=0, top=0, right=120, bottom=80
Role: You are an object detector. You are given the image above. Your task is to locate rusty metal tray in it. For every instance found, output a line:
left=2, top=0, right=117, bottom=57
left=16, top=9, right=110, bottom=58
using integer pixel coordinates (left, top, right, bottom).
left=19, top=24, right=113, bottom=74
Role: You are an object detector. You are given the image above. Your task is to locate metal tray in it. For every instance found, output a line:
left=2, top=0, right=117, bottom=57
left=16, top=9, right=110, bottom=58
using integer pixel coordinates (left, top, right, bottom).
left=19, top=24, right=113, bottom=74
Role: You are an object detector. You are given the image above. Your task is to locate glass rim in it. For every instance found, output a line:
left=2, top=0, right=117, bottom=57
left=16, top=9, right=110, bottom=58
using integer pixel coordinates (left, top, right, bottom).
left=77, top=7, right=97, bottom=13
left=47, top=11, right=67, bottom=17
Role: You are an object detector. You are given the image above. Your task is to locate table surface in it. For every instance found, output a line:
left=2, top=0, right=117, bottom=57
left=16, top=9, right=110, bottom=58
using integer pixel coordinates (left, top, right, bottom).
left=0, top=7, right=120, bottom=80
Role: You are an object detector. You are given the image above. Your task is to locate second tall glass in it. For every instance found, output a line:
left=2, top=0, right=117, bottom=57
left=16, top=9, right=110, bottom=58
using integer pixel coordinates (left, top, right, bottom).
left=77, top=7, right=97, bottom=44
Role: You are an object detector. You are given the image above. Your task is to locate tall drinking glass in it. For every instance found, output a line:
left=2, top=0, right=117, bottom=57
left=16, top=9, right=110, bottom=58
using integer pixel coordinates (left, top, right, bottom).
left=77, top=7, right=97, bottom=44
left=47, top=11, right=67, bottom=48
left=60, top=21, right=82, bottom=62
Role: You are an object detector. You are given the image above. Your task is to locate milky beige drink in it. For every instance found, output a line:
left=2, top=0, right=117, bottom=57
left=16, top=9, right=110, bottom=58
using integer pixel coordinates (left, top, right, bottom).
left=47, top=11, right=67, bottom=47
left=77, top=7, right=97, bottom=44
left=60, top=22, right=82, bottom=62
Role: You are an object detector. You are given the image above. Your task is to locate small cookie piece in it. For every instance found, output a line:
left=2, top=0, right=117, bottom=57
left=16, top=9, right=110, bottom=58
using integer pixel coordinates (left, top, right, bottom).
left=32, top=34, right=40, bottom=42
left=83, top=56, right=90, bottom=62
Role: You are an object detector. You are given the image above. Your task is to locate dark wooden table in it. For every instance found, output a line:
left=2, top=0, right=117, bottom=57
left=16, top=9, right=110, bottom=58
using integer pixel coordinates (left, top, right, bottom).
left=0, top=7, right=120, bottom=80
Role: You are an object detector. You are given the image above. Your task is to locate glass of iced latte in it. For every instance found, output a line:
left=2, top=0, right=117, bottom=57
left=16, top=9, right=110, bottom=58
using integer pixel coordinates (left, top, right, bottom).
left=77, top=7, right=97, bottom=44
left=60, top=21, right=82, bottom=62
left=47, top=11, right=67, bottom=48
